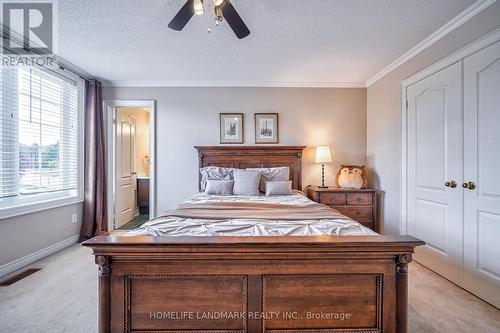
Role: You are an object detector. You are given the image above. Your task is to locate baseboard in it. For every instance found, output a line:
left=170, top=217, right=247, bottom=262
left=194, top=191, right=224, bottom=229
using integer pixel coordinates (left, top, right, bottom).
left=0, top=235, right=79, bottom=278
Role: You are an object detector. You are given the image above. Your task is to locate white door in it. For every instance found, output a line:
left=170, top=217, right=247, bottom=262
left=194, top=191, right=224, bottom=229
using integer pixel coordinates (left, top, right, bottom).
left=463, top=41, right=500, bottom=308
left=406, top=62, right=464, bottom=285
left=115, top=109, right=137, bottom=229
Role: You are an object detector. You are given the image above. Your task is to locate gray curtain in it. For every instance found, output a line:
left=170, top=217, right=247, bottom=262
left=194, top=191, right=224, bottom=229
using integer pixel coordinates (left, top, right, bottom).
left=79, top=80, right=107, bottom=241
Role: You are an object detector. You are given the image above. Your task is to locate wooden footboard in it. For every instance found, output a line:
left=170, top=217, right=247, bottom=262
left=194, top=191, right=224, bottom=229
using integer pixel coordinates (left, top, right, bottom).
left=83, top=235, right=423, bottom=333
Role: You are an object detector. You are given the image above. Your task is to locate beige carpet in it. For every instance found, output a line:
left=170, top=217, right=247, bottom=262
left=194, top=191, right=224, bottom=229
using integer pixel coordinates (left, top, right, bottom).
left=0, top=244, right=499, bottom=332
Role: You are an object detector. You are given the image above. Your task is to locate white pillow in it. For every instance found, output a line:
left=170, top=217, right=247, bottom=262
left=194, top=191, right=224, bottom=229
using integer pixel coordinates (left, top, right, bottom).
left=205, top=180, right=234, bottom=195
left=265, top=181, right=293, bottom=196
left=247, top=167, right=289, bottom=192
left=233, top=169, right=261, bottom=196
left=199, top=166, right=233, bottom=191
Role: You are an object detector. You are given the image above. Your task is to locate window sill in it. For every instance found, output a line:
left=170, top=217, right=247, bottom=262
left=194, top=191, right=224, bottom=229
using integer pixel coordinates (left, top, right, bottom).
left=0, top=195, right=84, bottom=220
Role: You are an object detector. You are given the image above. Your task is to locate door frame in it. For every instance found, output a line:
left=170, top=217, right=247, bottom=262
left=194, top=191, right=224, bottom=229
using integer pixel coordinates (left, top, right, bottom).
left=104, top=99, right=156, bottom=231
left=400, top=27, right=500, bottom=235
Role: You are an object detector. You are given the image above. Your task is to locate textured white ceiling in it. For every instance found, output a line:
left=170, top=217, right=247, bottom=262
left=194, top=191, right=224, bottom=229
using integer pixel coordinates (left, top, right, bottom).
left=57, top=0, right=476, bottom=86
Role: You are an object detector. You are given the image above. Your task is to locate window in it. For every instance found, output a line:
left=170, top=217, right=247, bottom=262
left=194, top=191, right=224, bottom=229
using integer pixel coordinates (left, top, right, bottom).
left=0, top=66, right=83, bottom=218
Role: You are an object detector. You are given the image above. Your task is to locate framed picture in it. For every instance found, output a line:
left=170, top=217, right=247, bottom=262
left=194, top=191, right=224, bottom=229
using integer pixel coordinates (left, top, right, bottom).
left=255, top=113, right=279, bottom=144
left=220, top=113, right=244, bottom=144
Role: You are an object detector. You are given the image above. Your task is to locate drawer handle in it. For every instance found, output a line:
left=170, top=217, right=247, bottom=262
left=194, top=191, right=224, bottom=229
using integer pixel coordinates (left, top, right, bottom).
left=356, top=211, right=362, bottom=215
left=356, top=197, right=362, bottom=201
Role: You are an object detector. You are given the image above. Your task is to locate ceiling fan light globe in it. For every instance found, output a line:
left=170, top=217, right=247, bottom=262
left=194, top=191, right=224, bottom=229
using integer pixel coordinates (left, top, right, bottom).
left=194, top=0, right=204, bottom=15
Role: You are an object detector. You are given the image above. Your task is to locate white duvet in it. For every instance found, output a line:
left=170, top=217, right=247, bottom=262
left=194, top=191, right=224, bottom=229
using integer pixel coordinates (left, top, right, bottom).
left=126, top=191, right=377, bottom=237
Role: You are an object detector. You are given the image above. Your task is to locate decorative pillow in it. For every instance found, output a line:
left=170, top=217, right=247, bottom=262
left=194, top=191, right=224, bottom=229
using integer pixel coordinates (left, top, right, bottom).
left=335, top=165, right=367, bottom=189
left=199, top=166, right=233, bottom=191
left=265, top=181, right=292, bottom=196
left=233, top=169, right=261, bottom=196
left=205, top=180, right=234, bottom=195
left=247, top=167, right=289, bottom=192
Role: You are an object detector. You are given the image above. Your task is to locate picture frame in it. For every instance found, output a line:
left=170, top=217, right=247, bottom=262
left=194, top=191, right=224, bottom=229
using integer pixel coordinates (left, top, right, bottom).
left=254, top=113, right=279, bottom=144
left=219, top=113, right=244, bottom=144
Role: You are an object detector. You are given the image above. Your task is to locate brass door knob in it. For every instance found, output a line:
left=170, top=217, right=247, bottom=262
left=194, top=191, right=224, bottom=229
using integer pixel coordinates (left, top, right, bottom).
left=462, top=181, right=476, bottom=190
left=445, top=180, right=457, bottom=188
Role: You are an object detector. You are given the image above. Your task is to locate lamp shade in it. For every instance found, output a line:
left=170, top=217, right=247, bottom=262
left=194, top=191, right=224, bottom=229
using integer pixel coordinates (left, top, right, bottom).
left=315, top=146, right=332, bottom=163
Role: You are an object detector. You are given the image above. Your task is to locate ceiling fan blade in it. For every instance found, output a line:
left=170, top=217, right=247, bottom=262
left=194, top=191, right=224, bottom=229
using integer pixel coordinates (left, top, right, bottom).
left=220, top=0, right=250, bottom=39
left=168, top=0, right=194, bottom=31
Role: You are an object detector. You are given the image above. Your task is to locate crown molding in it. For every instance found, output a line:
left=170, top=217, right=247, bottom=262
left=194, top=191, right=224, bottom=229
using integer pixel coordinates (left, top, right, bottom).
left=101, top=80, right=367, bottom=88
left=400, top=27, right=500, bottom=87
left=97, top=0, right=496, bottom=89
left=365, top=0, right=496, bottom=87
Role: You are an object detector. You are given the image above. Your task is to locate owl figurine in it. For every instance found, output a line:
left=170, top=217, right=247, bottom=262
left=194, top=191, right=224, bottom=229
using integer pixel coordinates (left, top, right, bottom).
left=336, top=165, right=367, bottom=189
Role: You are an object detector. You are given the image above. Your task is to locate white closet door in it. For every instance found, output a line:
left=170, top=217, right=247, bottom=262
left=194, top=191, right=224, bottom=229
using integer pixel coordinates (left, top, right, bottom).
left=463, top=41, right=500, bottom=308
left=406, top=62, right=463, bottom=285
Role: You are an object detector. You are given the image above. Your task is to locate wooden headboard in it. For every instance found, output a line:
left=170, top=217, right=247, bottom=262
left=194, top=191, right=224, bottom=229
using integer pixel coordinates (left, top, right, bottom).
left=195, top=146, right=306, bottom=191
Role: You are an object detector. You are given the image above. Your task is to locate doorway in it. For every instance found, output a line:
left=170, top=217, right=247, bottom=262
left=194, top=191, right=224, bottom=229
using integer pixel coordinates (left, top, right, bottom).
left=104, top=100, right=155, bottom=231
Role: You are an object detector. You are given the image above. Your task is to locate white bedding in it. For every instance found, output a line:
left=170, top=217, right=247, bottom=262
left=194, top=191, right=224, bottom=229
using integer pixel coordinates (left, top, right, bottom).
left=126, top=191, right=377, bottom=237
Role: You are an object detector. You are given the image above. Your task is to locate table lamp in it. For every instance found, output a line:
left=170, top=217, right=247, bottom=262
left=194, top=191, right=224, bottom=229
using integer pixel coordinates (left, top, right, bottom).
left=315, top=145, right=332, bottom=188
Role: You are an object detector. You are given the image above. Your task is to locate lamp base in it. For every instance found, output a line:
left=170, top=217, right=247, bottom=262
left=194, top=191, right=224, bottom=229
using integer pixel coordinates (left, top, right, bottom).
left=319, top=164, right=329, bottom=188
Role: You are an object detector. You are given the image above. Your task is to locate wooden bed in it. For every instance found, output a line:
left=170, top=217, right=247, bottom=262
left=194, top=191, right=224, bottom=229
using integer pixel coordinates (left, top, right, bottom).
left=83, top=146, right=423, bottom=333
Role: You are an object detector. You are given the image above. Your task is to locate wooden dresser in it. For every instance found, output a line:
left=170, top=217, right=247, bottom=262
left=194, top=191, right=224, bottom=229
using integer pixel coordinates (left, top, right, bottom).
left=306, top=185, right=379, bottom=232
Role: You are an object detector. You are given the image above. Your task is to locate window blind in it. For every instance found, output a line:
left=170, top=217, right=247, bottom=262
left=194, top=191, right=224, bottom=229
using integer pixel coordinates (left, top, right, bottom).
left=0, top=66, right=79, bottom=209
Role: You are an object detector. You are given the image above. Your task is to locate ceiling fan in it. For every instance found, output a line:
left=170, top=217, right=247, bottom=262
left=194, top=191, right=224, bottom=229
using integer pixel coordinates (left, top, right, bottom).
left=168, top=0, right=250, bottom=39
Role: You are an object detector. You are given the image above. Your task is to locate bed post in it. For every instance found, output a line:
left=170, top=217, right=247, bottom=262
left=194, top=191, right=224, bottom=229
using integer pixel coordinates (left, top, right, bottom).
left=296, top=150, right=302, bottom=191
left=96, top=255, right=111, bottom=333
left=197, top=150, right=204, bottom=192
left=396, top=253, right=412, bottom=333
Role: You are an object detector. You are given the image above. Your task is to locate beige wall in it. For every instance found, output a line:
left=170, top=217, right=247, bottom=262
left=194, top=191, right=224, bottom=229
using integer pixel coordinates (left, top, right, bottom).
left=103, top=87, right=367, bottom=212
left=0, top=203, right=82, bottom=268
left=366, top=2, right=500, bottom=234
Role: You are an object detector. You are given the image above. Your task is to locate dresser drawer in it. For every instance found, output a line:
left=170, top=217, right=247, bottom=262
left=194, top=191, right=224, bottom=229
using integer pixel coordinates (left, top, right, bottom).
left=319, top=193, right=346, bottom=205
left=306, top=186, right=378, bottom=232
left=346, top=193, right=372, bottom=205
left=334, top=205, right=372, bottom=222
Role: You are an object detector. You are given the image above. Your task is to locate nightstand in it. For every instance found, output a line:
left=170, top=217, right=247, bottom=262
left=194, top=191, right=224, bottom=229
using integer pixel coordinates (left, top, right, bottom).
left=306, top=185, right=379, bottom=232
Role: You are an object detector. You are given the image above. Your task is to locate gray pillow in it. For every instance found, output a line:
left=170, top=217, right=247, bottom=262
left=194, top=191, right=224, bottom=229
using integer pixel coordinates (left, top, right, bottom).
left=247, top=167, right=290, bottom=192
left=265, top=181, right=293, bottom=196
left=199, top=166, right=233, bottom=191
left=205, top=180, right=234, bottom=195
left=233, top=169, right=261, bottom=196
